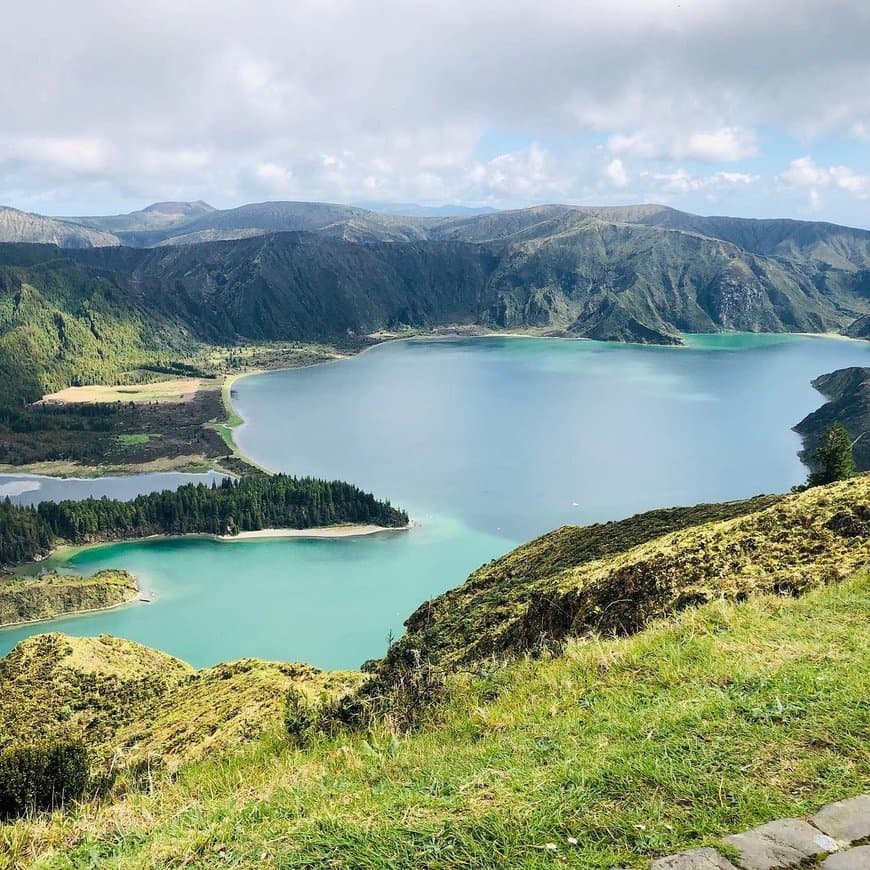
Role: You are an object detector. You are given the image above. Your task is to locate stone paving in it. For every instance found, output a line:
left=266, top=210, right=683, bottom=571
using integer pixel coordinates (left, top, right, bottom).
left=649, top=794, right=869, bottom=870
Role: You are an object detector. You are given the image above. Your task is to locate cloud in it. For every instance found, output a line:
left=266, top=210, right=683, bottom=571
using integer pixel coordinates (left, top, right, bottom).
left=643, top=169, right=760, bottom=195
left=683, top=128, right=758, bottom=162
left=605, top=158, right=630, bottom=188
left=0, top=136, right=110, bottom=173
left=778, top=156, right=870, bottom=198
left=0, top=0, right=867, bottom=222
left=608, top=127, right=758, bottom=163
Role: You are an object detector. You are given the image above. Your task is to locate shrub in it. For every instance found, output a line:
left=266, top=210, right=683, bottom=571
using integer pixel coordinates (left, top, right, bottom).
left=0, top=738, right=90, bottom=819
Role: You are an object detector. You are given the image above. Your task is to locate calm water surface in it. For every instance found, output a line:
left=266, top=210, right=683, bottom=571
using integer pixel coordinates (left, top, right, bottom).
left=2, top=334, right=868, bottom=667
left=0, top=471, right=226, bottom=507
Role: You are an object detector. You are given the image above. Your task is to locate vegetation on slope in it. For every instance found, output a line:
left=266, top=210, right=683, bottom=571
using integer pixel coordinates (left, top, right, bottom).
left=796, top=367, right=870, bottom=472
left=0, top=474, right=408, bottom=567
left=0, top=633, right=362, bottom=775
left=2, top=574, right=867, bottom=867
left=370, top=478, right=867, bottom=689
left=0, top=570, right=137, bottom=627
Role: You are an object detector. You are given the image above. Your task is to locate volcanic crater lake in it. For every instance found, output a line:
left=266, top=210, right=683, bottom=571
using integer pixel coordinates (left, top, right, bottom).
left=2, top=334, right=868, bottom=668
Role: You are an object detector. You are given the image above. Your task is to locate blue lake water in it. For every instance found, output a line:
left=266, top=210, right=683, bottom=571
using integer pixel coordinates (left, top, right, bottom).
left=0, top=471, right=226, bottom=507
left=1, top=334, right=867, bottom=668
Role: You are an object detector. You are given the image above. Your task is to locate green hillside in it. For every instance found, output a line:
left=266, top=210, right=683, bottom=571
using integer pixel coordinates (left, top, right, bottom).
left=0, top=478, right=866, bottom=866
left=0, top=209, right=867, bottom=413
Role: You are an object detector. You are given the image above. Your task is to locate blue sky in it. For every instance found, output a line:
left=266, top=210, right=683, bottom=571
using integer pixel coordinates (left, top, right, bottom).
left=2, top=0, right=868, bottom=227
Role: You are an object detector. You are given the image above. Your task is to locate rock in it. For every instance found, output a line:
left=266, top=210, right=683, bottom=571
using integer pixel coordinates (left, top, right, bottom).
left=820, top=845, right=870, bottom=870
left=812, top=795, right=870, bottom=845
left=651, top=846, right=739, bottom=869
left=723, top=818, right=839, bottom=869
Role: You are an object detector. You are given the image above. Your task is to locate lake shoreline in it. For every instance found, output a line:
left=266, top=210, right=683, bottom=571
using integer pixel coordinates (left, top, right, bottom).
left=16, top=521, right=414, bottom=575
left=2, top=328, right=859, bottom=482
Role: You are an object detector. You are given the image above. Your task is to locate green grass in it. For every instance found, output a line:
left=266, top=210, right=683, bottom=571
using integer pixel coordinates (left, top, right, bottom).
left=6, top=574, right=868, bottom=868
left=114, top=434, right=152, bottom=447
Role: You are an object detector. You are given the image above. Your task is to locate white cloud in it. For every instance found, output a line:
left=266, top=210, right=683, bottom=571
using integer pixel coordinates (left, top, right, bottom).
left=683, top=128, right=758, bottom=162
left=0, top=136, right=109, bottom=173
left=607, top=127, right=757, bottom=163
left=643, top=169, right=759, bottom=195
left=605, top=158, right=629, bottom=188
left=140, top=149, right=213, bottom=172
left=0, top=0, right=867, bottom=222
left=256, top=161, right=294, bottom=189
left=778, top=156, right=870, bottom=198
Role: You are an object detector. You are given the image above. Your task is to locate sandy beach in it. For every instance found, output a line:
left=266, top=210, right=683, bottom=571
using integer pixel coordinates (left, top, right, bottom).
left=217, top=523, right=412, bottom=541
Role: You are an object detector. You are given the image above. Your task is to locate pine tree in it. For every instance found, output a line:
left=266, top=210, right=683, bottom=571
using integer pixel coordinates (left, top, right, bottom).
left=808, top=423, right=856, bottom=487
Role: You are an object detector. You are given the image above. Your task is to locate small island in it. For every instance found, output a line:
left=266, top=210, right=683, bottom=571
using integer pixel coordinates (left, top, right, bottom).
left=0, top=569, right=139, bottom=628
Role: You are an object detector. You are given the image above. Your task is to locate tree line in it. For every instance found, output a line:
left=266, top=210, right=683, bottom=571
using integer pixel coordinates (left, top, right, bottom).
left=0, top=475, right=408, bottom=566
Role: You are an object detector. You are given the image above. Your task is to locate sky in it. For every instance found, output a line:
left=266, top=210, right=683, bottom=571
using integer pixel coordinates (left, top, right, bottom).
left=2, top=0, right=869, bottom=227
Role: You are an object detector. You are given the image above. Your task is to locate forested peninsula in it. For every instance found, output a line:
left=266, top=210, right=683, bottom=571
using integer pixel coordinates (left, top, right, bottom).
left=0, top=474, right=409, bottom=567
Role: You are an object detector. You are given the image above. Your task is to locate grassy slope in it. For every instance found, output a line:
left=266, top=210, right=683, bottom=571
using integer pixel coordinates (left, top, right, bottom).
left=0, top=477, right=867, bottom=867
left=0, top=570, right=137, bottom=627
left=378, top=478, right=870, bottom=677
left=0, top=633, right=362, bottom=768
left=3, top=576, right=866, bottom=868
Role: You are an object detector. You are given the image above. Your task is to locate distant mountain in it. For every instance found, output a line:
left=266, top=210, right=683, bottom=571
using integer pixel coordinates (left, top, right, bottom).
left=1, top=210, right=868, bottom=407
left=0, top=207, right=120, bottom=248
left=352, top=201, right=499, bottom=218
left=63, top=201, right=216, bottom=246
left=5, top=199, right=870, bottom=272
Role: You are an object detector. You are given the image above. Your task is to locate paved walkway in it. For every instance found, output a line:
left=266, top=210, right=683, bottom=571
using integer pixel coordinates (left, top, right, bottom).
left=648, top=794, right=869, bottom=869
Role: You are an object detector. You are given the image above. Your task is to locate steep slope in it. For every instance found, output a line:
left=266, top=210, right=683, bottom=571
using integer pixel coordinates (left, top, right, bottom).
left=374, top=476, right=869, bottom=677
left=0, top=207, right=120, bottom=248
left=632, top=206, right=870, bottom=271
left=845, top=313, right=870, bottom=338
left=86, top=228, right=869, bottom=341
left=795, top=367, right=870, bottom=471
left=0, top=256, right=194, bottom=405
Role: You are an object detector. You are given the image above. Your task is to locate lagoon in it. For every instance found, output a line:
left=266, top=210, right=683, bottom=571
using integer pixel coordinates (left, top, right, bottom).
left=1, top=334, right=868, bottom=668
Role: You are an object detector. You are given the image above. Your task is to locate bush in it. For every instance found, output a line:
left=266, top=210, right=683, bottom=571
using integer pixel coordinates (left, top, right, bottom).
left=0, top=738, right=90, bottom=818
left=284, top=688, right=320, bottom=746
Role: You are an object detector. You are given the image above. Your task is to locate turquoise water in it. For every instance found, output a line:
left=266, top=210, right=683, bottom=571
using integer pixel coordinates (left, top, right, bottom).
left=1, top=334, right=868, bottom=668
